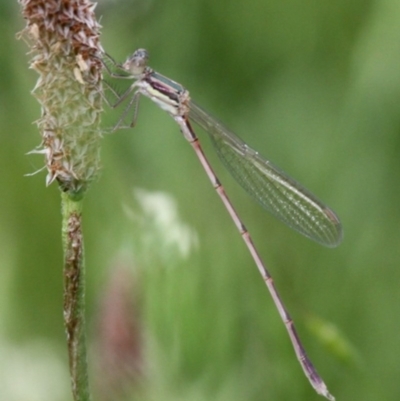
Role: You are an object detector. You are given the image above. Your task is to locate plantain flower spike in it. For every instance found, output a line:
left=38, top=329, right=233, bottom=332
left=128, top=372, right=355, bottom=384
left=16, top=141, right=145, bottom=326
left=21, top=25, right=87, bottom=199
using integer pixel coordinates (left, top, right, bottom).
left=19, top=0, right=103, bottom=198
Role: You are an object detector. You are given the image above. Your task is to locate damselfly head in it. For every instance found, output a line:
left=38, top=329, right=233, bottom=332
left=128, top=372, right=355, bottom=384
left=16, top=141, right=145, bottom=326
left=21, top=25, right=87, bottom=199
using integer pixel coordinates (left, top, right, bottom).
left=122, top=48, right=149, bottom=76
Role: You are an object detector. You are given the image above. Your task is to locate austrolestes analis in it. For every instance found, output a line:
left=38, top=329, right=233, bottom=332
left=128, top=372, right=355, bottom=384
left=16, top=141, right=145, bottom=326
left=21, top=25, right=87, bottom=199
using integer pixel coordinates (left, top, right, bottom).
left=100, top=49, right=342, bottom=400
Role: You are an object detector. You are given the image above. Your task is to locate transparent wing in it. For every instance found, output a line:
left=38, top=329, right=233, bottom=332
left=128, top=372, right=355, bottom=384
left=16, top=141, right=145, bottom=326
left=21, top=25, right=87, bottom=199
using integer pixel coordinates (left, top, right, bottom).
left=188, top=101, right=342, bottom=247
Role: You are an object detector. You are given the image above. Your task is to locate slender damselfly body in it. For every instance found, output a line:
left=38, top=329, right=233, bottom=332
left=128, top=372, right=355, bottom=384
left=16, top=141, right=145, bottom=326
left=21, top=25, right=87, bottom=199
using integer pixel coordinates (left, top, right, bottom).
left=100, top=49, right=342, bottom=400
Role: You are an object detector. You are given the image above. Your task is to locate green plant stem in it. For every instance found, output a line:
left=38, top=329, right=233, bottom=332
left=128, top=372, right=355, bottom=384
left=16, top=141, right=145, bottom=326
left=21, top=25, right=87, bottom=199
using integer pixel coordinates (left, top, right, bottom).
left=61, top=192, right=91, bottom=401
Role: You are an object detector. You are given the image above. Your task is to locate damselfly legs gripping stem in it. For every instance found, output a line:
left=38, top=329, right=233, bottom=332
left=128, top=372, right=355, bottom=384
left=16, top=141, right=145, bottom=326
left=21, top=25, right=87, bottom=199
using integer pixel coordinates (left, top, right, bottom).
left=100, top=49, right=342, bottom=400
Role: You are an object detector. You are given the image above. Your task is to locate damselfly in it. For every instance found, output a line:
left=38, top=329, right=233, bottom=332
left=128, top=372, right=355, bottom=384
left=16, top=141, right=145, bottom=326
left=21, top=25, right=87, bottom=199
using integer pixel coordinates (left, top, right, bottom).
left=100, top=49, right=342, bottom=400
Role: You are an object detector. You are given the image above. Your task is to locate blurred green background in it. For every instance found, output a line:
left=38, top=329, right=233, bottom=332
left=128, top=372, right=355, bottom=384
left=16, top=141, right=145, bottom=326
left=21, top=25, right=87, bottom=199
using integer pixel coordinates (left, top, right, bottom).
left=2, top=0, right=400, bottom=400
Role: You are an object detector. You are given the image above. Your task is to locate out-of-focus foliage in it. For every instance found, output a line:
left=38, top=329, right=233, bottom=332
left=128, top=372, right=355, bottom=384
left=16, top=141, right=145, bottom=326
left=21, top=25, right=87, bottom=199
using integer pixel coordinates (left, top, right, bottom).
left=2, top=0, right=400, bottom=400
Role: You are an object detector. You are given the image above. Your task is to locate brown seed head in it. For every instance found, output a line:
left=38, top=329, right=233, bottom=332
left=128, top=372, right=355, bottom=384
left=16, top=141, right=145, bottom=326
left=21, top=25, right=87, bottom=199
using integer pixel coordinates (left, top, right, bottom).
left=19, top=0, right=104, bottom=197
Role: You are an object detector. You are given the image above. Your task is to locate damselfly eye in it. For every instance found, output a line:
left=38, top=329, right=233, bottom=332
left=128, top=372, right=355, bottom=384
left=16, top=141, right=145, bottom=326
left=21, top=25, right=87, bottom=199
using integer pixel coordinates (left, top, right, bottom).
left=123, top=48, right=149, bottom=75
